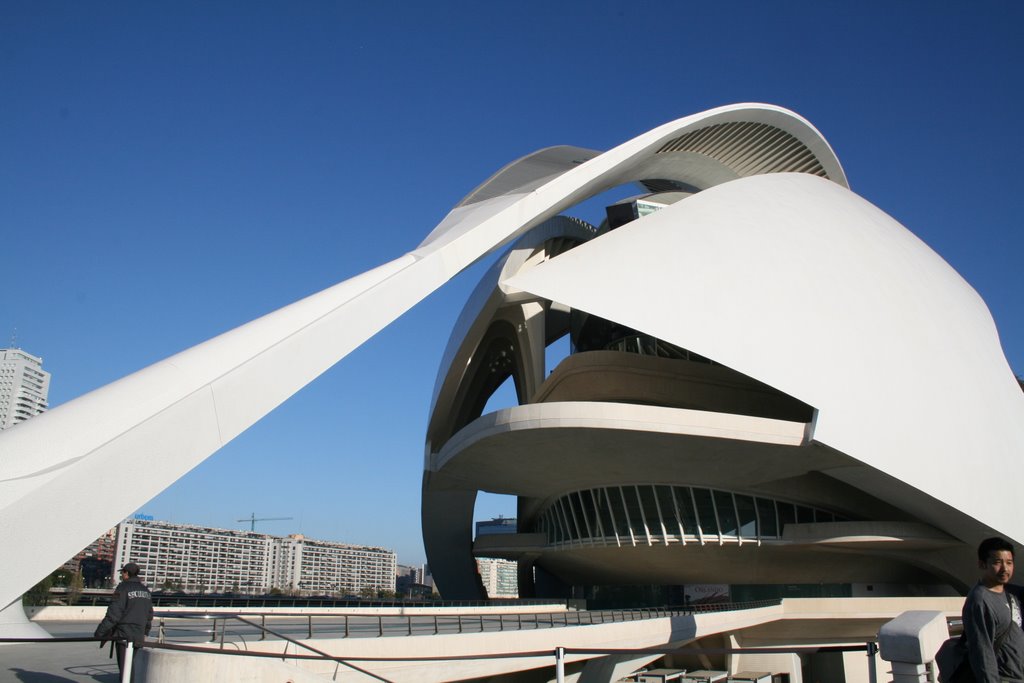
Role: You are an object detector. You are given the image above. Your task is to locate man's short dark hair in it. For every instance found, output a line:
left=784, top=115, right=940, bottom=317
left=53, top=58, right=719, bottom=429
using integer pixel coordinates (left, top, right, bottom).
left=978, top=537, right=1015, bottom=563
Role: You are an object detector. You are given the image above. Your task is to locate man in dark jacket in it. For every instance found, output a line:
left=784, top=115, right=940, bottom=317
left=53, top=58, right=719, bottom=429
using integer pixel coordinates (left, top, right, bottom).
left=94, top=562, right=153, bottom=680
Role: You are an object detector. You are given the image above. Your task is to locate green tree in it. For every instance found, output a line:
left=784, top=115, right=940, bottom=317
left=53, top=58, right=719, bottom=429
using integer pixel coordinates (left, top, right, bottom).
left=22, top=574, right=54, bottom=607
left=67, top=571, right=84, bottom=606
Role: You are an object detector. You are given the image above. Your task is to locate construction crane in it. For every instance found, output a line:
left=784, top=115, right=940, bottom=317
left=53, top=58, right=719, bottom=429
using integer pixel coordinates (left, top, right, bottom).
left=238, top=513, right=293, bottom=532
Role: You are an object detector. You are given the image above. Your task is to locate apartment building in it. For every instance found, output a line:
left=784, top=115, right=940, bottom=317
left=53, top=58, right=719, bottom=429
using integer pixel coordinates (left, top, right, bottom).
left=115, top=518, right=395, bottom=595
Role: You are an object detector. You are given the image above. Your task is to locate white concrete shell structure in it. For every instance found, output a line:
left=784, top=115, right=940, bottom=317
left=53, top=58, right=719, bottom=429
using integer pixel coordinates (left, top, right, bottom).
left=1, top=104, right=1021, bottom=636
left=421, top=110, right=1024, bottom=601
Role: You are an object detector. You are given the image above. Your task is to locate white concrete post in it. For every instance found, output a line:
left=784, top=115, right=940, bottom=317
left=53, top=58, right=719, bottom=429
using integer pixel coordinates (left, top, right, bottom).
left=121, top=642, right=134, bottom=683
left=878, top=610, right=948, bottom=683
left=555, top=646, right=565, bottom=683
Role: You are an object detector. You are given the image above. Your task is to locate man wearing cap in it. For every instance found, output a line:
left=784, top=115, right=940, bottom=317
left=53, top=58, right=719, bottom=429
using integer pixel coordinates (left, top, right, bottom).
left=94, top=562, right=153, bottom=679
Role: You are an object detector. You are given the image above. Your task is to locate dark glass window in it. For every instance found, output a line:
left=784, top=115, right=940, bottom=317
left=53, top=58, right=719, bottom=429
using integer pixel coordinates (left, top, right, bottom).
left=777, top=502, right=796, bottom=532
left=714, top=490, right=739, bottom=537
left=735, top=495, right=757, bottom=538
left=691, top=488, right=717, bottom=537
left=560, top=499, right=579, bottom=539
left=583, top=490, right=602, bottom=537
left=637, top=486, right=661, bottom=535
left=675, top=488, right=699, bottom=537
left=574, top=491, right=594, bottom=537
left=609, top=488, right=631, bottom=537
left=756, top=498, right=779, bottom=538
left=596, top=489, right=616, bottom=540
left=621, top=486, right=646, bottom=539
left=656, top=486, right=681, bottom=537
left=796, top=505, right=814, bottom=524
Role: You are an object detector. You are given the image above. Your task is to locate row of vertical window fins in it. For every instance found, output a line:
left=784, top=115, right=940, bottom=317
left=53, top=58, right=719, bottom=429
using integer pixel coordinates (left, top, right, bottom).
left=533, top=484, right=850, bottom=546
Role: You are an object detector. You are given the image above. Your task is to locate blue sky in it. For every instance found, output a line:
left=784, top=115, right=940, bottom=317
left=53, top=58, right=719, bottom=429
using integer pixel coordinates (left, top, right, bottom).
left=2, top=2, right=1021, bottom=567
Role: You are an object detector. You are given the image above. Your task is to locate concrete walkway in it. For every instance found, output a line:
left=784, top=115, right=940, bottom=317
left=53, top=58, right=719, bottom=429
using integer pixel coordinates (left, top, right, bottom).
left=0, top=640, right=119, bottom=683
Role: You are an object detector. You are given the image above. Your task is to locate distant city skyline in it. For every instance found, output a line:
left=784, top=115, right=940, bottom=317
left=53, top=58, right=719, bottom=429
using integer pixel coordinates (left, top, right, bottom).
left=2, top=3, right=1021, bottom=567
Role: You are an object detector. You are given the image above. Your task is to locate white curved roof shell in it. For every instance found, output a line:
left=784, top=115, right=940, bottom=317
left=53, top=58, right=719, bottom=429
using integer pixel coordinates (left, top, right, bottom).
left=504, top=173, right=1024, bottom=543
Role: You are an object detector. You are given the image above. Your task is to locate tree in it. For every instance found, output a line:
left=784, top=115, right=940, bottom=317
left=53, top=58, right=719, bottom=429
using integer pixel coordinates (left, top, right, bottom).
left=67, top=571, right=84, bottom=606
left=22, top=574, right=54, bottom=607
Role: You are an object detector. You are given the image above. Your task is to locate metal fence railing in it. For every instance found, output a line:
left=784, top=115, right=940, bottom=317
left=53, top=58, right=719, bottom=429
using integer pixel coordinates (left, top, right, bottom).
left=150, top=600, right=782, bottom=645
left=0, top=634, right=880, bottom=683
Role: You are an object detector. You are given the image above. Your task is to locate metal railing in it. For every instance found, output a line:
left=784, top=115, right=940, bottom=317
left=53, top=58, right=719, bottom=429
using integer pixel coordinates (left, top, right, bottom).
left=151, top=600, right=782, bottom=645
left=45, top=589, right=567, bottom=610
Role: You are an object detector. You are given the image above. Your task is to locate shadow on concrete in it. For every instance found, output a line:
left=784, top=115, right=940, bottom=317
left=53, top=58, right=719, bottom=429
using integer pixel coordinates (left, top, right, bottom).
left=65, top=664, right=119, bottom=682
left=5, top=666, right=118, bottom=683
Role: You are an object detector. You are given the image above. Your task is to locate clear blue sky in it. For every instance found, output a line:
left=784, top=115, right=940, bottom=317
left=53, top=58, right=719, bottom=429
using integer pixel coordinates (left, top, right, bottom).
left=3, top=2, right=1021, bottom=567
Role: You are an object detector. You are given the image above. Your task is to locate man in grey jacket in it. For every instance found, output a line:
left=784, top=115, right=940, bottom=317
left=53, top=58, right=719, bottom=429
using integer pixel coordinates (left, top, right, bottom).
left=964, top=538, right=1024, bottom=682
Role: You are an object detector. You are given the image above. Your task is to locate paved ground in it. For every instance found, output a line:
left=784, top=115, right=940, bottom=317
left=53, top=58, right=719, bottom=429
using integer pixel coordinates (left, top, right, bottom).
left=0, top=631, right=119, bottom=683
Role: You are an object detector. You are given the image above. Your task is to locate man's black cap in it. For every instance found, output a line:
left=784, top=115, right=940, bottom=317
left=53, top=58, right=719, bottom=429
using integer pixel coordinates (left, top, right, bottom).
left=120, top=562, right=140, bottom=577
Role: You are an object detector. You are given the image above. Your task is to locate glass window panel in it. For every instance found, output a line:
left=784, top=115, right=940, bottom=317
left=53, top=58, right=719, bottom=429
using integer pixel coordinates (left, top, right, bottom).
left=638, top=486, right=660, bottom=533
left=756, top=498, right=779, bottom=538
left=568, top=493, right=586, bottom=538
left=608, top=488, right=630, bottom=537
left=656, top=486, right=682, bottom=537
left=796, top=505, right=814, bottom=524
left=596, top=489, right=616, bottom=539
left=578, top=491, right=597, bottom=537
left=777, top=502, right=796, bottom=532
left=621, top=486, right=645, bottom=537
left=557, top=499, right=573, bottom=540
left=675, top=488, right=698, bottom=536
left=691, top=488, right=717, bottom=537
left=560, top=498, right=580, bottom=539
left=735, top=495, right=757, bottom=538
left=714, top=491, right=739, bottom=537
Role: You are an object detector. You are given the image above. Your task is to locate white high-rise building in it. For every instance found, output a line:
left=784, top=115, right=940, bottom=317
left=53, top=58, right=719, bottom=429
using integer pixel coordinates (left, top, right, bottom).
left=114, top=518, right=396, bottom=595
left=0, top=348, right=50, bottom=430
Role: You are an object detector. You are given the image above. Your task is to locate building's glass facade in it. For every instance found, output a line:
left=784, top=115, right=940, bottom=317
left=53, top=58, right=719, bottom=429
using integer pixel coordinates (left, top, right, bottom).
left=534, top=484, right=848, bottom=547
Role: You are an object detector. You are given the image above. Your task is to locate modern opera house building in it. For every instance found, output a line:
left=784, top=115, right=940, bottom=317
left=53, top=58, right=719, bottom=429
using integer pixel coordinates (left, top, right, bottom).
left=421, top=106, right=1024, bottom=604
left=2, top=105, right=1023, bottom=642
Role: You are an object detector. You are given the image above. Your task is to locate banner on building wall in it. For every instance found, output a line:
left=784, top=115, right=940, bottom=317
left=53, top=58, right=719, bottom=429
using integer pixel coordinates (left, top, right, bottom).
left=684, top=583, right=729, bottom=604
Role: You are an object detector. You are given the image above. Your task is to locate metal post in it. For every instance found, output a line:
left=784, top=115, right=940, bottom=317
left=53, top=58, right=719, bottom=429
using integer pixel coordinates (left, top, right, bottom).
left=308, top=615, right=313, bottom=639
left=555, top=646, right=565, bottom=683
left=867, top=641, right=878, bottom=683
left=344, top=615, right=349, bottom=638
left=260, top=614, right=266, bottom=640
left=121, top=643, right=134, bottom=683
left=378, top=615, right=383, bottom=637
